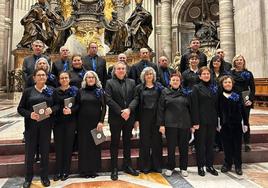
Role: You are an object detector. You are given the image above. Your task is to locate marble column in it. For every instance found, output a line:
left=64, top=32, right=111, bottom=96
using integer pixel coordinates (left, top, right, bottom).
left=0, top=0, right=6, bottom=88
left=160, top=0, right=172, bottom=62
left=219, top=0, right=235, bottom=63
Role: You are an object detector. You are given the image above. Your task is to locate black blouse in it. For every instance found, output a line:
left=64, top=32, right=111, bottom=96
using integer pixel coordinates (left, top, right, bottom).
left=69, top=67, right=86, bottom=89
left=17, top=86, right=58, bottom=129
left=54, top=86, right=79, bottom=124
left=182, top=69, right=200, bottom=89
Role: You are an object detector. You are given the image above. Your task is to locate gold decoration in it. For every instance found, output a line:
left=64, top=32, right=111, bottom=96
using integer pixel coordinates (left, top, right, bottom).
left=60, top=0, right=73, bottom=20
left=104, top=0, right=115, bottom=21
left=124, top=0, right=131, bottom=5
left=135, top=0, right=143, bottom=4
left=74, top=23, right=105, bottom=54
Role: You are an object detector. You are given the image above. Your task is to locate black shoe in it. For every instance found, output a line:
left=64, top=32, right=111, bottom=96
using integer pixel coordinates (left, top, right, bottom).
left=23, top=180, right=31, bottom=188
left=111, top=168, right=118, bottom=181
left=89, top=173, right=99, bottom=178
left=41, top=177, right=50, bottom=187
left=61, top=174, right=69, bottom=181
left=221, top=164, right=231, bottom=173
left=198, top=167, right=205, bottom=176
left=141, top=168, right=151, bottom=174
left=53, top=173, right=61, bottom=181
left=235, top=168, right=243, bottom=175
left=124, top=166, right=139, bottom=176
left=245, top=145, right=251, bottom=152
left=206, top=166, right=218, bottom=176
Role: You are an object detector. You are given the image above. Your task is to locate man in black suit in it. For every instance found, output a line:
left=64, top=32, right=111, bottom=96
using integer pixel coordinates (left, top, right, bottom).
left=129, top=48, right=158, bottom=85
left=180, top=38, right=207, bottom=73
left=107, top=53, right=130, bottom=79
left=51, top=46, right=71, bottom=78
left=216, top=48, right=232, bottom=71
left=22, top=40, right=50, bottom=88
left=158, top=56, right=175, bottom=87
left=83, top=42, right=108, bottom=86
left=105, top=61, right=139, bottom=181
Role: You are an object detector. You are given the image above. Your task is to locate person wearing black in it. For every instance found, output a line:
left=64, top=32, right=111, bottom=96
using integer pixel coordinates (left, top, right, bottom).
left=158, top=56, right=175, bottom=87
left=17, top=68, right=57, bottom=188
left=182, top=53, right=200, bottom=91
left=158, top=73, right=192, bottom=177
left=53, top=72, right=79, bottom=181
left=83, top=42, right=108, bottom=86
left=216, top=49, right=232, bottom=71
left=231, top=54, right=255, bottom=152
left=105, top=61, right=139, bottom=180
left=129, top=67, right=163, bottom=174
left=107, top=53, right=130, bottom=79
left=218, top=75, right=248, bottom=175
left=78, top=70, right=106, bottom=178
left=209, top=55, right=229, bottom=152
left=179, top=38, right=207, bottom=73
left=191, top=67, right=219, bottom=177
left=69, top=54, right=86, bottom=89
left=51, top=46, right=71, bottom=78
left=129, top=48, right=158, bottom=85
left=26, top=57, right=58, bottom=88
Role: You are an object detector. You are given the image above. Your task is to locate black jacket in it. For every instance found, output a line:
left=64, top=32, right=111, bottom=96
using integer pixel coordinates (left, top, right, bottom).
left=157, top=88, right=192, bottom=129
left=191, top=81, right=218, bottom=126
left=182, top=69, right=200, bottom=89
left=158, top=67, right=175, bottom=87
left=218, top=91, right=248, bottom=128
left=105, top=77, right=136, bottom=125
left=129, top=60, right=159, bottom=85
left=51, top=59, right=71, bottom=78
left=83, top=55, right=108, bottom=87
left=180, top=49, right=207, bottom=73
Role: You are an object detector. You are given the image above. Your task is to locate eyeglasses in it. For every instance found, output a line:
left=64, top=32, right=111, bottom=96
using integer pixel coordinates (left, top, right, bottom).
left=60, top=77, right=69, bottom=80
left=35, top=74, right=46, bottom=77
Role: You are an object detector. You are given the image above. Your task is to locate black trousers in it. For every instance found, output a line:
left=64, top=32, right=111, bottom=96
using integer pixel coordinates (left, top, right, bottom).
left=165, top=127, right=189, bottom=170
left=221, top=125, right=242, bottom=168
left=53, top=121, right=76, bottom=175
left=243, top=107, right=251, bottom=144
left=139, top=109, right=162, bottom=170
left=110, top=122, right=133, bottom=169
left=194, top=124, right=216, bottom=167
left=24, top=124, right=51, bottom=181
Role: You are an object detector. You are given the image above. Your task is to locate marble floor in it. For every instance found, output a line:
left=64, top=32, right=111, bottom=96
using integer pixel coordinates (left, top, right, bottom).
left=0, top=163, right=268, bottom=187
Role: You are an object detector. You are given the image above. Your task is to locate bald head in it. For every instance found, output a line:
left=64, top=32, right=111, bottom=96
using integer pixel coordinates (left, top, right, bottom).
left=216, top=48, right=225, bottom=59
left=117, top=53, right=127, bottom=63
left=158, top=56, right=169, bottom=68
left=139, top=48, right=150, bottom=61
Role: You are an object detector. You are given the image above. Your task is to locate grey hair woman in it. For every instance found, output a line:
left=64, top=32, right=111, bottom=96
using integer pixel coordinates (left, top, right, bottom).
left=140, top=67, right=157, bottom=84
left=34, top=57, right=50, bottom=72
left=81, top=70, right=102, bottom=88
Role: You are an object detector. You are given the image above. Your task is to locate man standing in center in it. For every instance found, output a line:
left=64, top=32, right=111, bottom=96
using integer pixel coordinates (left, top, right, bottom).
left=129, top=48, right=158, bottom=85
left=105, top=61, right=139, bottom=181
left=83, top=42, right=108, bottom=87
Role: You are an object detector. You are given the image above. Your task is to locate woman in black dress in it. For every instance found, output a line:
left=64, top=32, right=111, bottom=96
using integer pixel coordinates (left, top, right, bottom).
left=17, top=68, right=57, bottom=188
left=231, top=55, right=255, bottom=152
left=158, top=73, right=192, bottom=177
left=218, top=75, right=248, bottom=175
left=69, top=54, right=86, bottom=89
left=77, top=70, right=106, bottom=178
left=191, top=67, right=219, bottom=177
left=129, top=67, right=163, bottom=174
left=209, top=55, right=228, bottom=152
left=53, top=72, right=79, bottom=181
left=26, top=57, right=58, bottom=88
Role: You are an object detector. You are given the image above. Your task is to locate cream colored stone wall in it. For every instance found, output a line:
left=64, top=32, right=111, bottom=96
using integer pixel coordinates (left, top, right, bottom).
left=233, top=0, right=268, bottom=78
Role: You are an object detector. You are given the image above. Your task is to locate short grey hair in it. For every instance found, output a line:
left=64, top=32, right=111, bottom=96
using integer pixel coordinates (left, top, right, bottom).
left=34, top=57, right=50, bottom=72
left=60, top=46, right=69, bottom=53
left=140, top=67, right=156, bottom=84
left=81, top=70, right=102, bottom=89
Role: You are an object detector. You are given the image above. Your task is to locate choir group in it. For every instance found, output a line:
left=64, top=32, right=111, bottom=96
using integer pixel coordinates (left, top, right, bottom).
left=18, top=39, right=255, bottom=188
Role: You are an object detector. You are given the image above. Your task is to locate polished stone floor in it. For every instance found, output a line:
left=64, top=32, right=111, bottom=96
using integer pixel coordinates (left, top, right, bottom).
left=1, top=163, right=268, bottom=187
